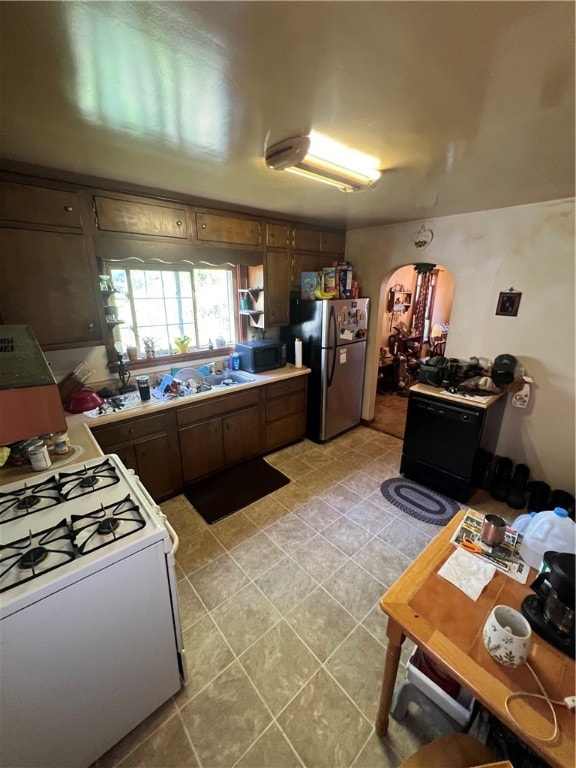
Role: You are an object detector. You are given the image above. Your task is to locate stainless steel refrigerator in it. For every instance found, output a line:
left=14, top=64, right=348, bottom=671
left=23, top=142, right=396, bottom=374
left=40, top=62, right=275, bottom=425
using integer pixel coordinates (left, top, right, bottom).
left=283, top=297, right=369, bottom=442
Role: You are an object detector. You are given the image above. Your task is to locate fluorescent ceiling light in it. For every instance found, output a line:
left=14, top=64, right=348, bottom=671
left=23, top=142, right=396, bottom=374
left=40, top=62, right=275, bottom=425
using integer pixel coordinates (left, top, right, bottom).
left=265, top=132, right=381, bottom=192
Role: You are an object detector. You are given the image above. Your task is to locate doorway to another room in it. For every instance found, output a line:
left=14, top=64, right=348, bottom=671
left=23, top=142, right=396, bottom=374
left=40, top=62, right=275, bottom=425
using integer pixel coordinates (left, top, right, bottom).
left=373, top=263, right=454, bottom=439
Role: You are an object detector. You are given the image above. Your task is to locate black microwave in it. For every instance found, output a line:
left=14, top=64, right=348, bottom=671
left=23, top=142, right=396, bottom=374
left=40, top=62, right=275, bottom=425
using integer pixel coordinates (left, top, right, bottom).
left=235, top=340, right=286, bottom=373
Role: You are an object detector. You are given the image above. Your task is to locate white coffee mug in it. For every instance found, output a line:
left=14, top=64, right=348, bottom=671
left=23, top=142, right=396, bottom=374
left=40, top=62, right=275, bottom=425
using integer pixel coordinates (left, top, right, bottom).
left=482, top=605, right=532, bottom=668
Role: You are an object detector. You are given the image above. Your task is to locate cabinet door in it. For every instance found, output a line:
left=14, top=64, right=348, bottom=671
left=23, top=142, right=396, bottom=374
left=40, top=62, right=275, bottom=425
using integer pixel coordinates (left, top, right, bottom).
left=264, top=248, right=291, bottom=326
left=223, top=406, right=261, bottom=465
left=110, top=444, right=138, bottom=474
left=265, top=412, right=306, bottom=452
left=134, top=433, right=177, bottom=500
left=0, top=181, right=83, bottom=228
left=179, top=417, right=224, bottom=483
left=94, top=196, right=187, bottom=238
left=195, top=212, right=261, bottom=246
left=0, top=228, right=103, bottom=348
left=293, top=226, right=322, bottom=252
left=265, top=380, right=307, bottom=451
left=266, top=222, right=289, bottom=247
left=321, top=230, right=345, bottom=255
left=292, top=251, right=331, bottom=288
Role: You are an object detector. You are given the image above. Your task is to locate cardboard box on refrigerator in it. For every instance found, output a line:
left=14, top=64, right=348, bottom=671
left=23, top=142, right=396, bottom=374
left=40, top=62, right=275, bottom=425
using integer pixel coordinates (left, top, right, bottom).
left=322, top=267, right=337, bottom=293
left=338, top=267, right=353, bottom=298
left=300, top=271, right=322, bottom=299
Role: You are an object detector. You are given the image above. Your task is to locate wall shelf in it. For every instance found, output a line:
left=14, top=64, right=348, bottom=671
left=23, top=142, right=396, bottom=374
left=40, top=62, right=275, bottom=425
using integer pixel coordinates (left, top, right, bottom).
left=238, top=264, right=265, bottom=331
left=239, top=287, right=262, bottom=296
left=387, top=290, right=412, bottom=313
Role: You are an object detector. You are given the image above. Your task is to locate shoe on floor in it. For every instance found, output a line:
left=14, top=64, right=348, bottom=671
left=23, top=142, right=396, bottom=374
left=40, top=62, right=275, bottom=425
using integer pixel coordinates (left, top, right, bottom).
left=527, top=480, right=551, bottom=512
left=508, top=463, right=530, bottom=509
left=550, top=489, right=575, bottom=519
left=491, top=457, right=513, bottom=502
left=481, top=454, right=500, bottom=491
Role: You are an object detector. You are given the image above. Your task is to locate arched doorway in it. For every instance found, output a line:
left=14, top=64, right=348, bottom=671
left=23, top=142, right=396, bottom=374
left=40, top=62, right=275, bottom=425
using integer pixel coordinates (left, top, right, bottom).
left=372, top=263, right=454, bottom=438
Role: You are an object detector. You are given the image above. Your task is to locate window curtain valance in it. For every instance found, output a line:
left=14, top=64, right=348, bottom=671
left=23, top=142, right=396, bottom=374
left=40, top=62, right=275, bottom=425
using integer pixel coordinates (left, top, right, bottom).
left=94, top=238, right=264, bottom=268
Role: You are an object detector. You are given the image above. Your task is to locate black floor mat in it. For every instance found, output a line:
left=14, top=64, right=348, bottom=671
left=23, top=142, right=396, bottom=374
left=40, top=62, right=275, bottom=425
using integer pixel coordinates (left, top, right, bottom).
left=183, top=457, right=290, bottom=524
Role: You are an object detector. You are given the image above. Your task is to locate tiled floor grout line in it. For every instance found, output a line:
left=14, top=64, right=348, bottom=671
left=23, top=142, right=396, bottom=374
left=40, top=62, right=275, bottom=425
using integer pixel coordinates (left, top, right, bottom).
left=176, top=709, right=203, bottom=768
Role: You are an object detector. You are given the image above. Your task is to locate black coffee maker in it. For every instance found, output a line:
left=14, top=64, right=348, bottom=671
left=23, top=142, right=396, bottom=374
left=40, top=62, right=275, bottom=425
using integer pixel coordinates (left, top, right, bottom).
left=521, top=552, right=575, bottom=658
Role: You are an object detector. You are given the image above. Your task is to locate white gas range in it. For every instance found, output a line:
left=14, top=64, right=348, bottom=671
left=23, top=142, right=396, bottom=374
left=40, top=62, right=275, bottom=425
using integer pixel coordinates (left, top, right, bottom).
left=0, top=455, right=186, bottom=768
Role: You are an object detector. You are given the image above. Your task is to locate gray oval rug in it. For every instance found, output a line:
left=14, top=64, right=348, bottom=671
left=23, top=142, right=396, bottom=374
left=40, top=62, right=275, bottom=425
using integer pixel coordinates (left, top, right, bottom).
left=380, top=477, right=460, bottom=525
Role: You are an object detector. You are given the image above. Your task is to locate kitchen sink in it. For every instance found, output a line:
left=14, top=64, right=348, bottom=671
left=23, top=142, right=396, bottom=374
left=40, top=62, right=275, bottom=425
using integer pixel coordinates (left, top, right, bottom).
left=202, top=371, right=256, bottom=386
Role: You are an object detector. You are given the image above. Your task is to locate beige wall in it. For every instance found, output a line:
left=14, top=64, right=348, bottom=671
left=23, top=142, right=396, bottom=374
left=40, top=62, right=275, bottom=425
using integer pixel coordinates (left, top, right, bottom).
left=347, top=198, right=575, bottom=493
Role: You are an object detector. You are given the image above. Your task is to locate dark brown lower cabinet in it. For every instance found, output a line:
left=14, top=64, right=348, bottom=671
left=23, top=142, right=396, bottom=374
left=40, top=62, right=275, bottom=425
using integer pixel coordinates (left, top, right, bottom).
left=91, top=412, right=180, bottom=501
left=179, top=417, right=224, bottom=483
left=223, top=406, right=261, bottom=464
left=178, top=405, right=261, bottom=484
left=91, top=376, right=308, bottom=500
left=264, top=377, right=307, bottom=451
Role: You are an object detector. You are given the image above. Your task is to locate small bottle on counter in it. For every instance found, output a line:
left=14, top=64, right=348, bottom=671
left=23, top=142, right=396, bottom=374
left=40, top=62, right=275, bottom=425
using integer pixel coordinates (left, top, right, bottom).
left=27, top=439, right=52, bottom=471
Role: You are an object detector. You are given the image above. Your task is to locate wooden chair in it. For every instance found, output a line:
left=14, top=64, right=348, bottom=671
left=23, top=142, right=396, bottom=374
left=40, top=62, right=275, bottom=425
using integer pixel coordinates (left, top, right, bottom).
left=399, top=733, right=506, bottom=768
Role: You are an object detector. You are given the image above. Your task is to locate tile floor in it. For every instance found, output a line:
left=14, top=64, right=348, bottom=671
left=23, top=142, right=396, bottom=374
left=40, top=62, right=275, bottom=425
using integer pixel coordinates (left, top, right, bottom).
left=372, top=394, right=409, bottom=440
left=95, top=426, right=515, bottom=768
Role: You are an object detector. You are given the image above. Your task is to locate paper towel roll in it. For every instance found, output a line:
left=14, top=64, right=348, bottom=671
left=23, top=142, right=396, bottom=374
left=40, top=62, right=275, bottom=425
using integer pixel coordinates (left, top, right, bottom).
left=294, top=338, right=303, bottom=368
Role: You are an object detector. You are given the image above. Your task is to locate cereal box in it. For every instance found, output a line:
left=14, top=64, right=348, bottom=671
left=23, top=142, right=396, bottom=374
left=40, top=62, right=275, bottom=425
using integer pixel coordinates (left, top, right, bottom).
left=322, top=267, right=337, bottom=293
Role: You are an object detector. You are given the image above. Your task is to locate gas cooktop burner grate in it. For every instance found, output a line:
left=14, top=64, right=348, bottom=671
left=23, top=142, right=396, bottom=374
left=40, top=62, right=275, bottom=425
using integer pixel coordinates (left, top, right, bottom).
left=0, top=520, right=76, bottom=593
left=59, top=458, right=120, bottom=501
left=71, top=495, right=146, bottom=555
left=0, top=476, right=62, bottom=524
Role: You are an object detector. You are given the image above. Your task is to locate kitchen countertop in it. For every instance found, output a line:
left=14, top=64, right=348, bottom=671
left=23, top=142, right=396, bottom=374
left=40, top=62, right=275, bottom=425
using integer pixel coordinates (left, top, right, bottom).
left=409, top=382, right=504, bottom=409
left=0, top=422, right=104, bottom=485
left=1, top=365, right=310, bottom=485
left=66, top=364, right=310, bottom=429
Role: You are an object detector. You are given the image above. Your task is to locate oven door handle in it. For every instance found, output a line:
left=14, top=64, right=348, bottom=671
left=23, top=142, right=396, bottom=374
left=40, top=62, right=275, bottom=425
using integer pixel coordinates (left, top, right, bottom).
left=134, top=475, right=180, bottom=556
left=159, top=512, right=179, bottom=556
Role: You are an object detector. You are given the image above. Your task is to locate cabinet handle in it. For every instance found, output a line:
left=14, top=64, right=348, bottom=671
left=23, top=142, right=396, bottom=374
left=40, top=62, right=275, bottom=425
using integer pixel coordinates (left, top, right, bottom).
left=128, top=428, right=134, bottom=435
left=87, top=321, right=95, bottom=332
left=64, top=206, right=73, bottom=212
left=201, top=224, right=207, bottom=229
left=176, top=220, right=182, bottom=227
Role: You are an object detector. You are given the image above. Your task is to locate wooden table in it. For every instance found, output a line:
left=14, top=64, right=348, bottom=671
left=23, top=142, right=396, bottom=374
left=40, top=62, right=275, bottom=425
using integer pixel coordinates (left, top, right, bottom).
left=375, top=511, right=575, bottom=768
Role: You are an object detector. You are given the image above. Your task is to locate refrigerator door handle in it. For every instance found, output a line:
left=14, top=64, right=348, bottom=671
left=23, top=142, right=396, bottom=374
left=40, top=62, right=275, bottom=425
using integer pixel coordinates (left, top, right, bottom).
left=328, top=304, right=337, bottom=387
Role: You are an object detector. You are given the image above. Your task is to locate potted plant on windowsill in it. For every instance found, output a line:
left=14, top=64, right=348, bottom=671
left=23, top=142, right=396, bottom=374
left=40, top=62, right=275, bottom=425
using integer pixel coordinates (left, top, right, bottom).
left=143, top=337, right=157, bottom=359
left=173, top=335, right=191, bottom=354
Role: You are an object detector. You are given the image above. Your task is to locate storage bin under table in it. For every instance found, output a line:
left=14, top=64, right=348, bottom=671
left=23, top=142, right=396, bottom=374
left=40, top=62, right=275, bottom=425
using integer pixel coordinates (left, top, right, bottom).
left=391, top=648, right=475, bottom=732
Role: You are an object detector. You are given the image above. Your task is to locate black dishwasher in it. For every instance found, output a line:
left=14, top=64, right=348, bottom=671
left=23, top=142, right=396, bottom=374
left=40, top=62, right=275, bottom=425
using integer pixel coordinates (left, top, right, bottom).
left=400, top=392, right=505, bottom=502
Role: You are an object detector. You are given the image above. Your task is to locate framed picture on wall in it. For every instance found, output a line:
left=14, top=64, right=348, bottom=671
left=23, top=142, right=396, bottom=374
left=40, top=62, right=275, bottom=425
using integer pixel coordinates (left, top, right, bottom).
left=496, top=291, right=522, bottom=317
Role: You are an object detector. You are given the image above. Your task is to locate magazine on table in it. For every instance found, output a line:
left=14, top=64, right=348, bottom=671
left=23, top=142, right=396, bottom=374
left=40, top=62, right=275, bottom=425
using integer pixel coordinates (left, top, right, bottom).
left=450, top=509, right=530, bottom=584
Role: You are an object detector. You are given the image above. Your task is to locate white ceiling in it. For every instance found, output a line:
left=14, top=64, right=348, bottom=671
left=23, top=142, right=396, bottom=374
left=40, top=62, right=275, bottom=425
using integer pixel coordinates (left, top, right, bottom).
left=1, top=1, right=574, bottom=229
